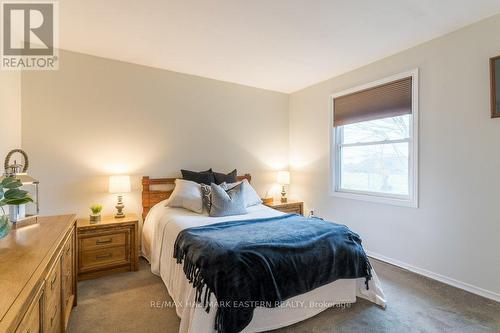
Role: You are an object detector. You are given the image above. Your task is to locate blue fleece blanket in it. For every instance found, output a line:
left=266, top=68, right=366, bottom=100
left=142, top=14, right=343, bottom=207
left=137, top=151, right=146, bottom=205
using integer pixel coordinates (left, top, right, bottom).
left=173, top=214, right=372, bottom=333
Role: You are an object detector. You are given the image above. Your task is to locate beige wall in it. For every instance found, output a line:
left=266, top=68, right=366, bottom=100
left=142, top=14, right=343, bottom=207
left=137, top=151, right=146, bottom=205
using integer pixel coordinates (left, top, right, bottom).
left=0, top=71, right=21, bottom=161
left=289, top=14, right=500, bottom=299
left=21, top=50, right=289, bottom=218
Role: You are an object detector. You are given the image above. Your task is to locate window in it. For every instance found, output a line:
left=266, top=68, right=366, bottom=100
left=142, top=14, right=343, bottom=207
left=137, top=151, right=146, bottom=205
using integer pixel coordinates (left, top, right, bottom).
left=330, top=70, right=418, bottom=207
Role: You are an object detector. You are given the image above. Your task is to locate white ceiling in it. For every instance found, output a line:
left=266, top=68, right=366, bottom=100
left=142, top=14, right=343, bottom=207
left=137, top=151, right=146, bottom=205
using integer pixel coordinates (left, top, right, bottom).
left=60, top=1, right=500, bottom=93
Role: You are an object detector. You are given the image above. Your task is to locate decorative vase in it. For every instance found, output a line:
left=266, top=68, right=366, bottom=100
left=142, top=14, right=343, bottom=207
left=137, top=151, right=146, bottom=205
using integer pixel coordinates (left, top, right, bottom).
left=9, top=204, right=26, bottom=223
left=0, top=215, right=11, bottom=239
left=89, top=214, right=101, bottom=224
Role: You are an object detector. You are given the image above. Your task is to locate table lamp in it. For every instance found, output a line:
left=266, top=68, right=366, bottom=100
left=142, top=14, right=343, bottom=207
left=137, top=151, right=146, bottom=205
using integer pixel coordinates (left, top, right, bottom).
left=277, top=171, right=290, bottom=203
left=109, top=175, right=131, bottom=218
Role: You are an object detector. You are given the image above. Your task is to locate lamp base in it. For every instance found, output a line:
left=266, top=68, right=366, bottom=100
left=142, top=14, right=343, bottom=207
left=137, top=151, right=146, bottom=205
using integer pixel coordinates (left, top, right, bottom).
left=280, top=185, right=287, bottom=203
left=115, top=195, right=125, bottom=218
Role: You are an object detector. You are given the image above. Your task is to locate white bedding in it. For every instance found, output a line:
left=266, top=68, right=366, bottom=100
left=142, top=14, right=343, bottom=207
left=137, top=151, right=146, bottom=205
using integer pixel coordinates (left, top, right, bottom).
left=142, top=202, right=386, bottom=333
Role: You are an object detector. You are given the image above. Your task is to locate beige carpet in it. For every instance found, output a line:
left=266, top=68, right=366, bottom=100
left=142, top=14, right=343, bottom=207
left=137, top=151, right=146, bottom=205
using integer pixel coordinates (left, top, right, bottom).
left=68, top=258, right=500, bottom=333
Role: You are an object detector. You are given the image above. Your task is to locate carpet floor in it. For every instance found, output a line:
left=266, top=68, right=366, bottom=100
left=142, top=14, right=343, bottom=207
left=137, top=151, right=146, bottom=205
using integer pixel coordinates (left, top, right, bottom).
left=68, top=258, right=500, bottom=333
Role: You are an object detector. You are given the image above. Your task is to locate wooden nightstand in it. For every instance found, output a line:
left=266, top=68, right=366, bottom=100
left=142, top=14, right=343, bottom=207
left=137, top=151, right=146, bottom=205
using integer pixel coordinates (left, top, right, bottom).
left=264, top=200, right=304, bottom=215
left=77, top=213, right=139, bottom=280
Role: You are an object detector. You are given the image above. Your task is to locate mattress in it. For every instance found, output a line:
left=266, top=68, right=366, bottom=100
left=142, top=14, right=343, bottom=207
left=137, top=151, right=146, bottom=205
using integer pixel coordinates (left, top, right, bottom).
left=142, top=202, right=386, bottom=333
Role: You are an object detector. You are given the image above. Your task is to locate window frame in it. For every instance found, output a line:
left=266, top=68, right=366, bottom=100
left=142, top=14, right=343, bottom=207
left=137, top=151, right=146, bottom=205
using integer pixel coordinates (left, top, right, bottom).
left=329, top=69, right=419, bottom=208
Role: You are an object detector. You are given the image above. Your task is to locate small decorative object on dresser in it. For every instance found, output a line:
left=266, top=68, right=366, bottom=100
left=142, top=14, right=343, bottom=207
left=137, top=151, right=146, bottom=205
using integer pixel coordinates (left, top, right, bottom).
left=1, top=148, right=39, bottom=225
left=77, top=213, right=139, bottom=280
left=264, top=200, right=304, bottom=215
left=108, top=175, right=131, bottom=218
left=0, top=176, right=33, bottom=238
left=89, top=204, right=103, bottom=223
left=277, top=170, right=290, bottom=203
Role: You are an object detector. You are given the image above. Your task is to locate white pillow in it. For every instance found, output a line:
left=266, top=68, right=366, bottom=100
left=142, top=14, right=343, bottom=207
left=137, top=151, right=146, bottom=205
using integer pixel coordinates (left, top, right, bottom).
left=222, top=179, right=262, bottom=207
left=166, top=179, right=203, bottom=213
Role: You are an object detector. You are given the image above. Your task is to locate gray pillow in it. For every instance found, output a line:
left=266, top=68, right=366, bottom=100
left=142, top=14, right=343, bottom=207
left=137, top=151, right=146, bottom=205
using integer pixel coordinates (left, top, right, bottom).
left=209, top=183, right=247, bottom=217
left=221, top=179, right=262, bottom=207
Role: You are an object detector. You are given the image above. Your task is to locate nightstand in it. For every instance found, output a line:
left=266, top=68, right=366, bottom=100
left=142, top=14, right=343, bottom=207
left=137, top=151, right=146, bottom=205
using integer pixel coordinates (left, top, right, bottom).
left=77, top=213, right=139, bottom=280
left=264, top=200, right=304, bottom=215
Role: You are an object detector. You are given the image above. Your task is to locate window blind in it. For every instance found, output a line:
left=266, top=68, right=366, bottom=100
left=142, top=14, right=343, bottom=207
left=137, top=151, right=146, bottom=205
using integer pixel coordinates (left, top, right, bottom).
left=333, top=77, right=412, bottom=127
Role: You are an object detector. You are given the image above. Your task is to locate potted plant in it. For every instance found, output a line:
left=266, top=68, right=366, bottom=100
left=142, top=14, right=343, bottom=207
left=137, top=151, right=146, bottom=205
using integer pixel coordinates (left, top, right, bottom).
left=0, top=177, right=33, bottom=239
left=89, top=204, right=103, bottom=223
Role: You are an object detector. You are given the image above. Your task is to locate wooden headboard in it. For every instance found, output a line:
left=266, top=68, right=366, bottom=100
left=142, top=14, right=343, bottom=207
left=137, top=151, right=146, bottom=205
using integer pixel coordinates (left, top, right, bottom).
left=142, top=174, right=252, bottom=220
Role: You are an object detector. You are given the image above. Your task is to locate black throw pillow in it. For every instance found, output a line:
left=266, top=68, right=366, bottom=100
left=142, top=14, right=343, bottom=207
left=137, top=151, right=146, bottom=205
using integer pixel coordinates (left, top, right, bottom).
left=213, top=169, right=237, bottom=185
left=181, top=169, right=215, bottom=185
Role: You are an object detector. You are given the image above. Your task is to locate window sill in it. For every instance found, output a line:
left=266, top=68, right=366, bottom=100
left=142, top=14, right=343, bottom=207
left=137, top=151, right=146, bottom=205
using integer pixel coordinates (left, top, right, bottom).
left=330, top=190, right=418, bottom=208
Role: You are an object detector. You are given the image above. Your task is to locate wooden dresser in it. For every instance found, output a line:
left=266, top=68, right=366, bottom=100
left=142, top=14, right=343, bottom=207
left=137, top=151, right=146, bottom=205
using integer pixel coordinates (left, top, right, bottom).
left=77, top=214, right=139, bottom=280
left=0, top=215, right=77, bottom=333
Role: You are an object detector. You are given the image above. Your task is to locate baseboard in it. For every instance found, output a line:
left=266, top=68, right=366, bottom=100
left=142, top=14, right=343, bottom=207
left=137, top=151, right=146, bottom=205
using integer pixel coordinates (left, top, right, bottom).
left=366, top=250, right=500, bottom=303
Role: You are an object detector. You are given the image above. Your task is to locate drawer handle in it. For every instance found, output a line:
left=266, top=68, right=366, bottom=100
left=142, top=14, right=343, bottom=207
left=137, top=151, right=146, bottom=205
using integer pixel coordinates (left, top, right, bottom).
left=50, top=304, right=57, bottom=327
left=96, top=253, right=112, bottom=260
left=66, top=245, right=71, bottom=255
left=96, top=238, right=112, bottom=245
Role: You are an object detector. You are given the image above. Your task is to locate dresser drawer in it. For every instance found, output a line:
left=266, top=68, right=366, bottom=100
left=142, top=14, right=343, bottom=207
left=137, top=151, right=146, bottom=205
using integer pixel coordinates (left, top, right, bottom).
left=44, top=259, right=61, bottom=308
left=275, top=204, right=303, bottom=215
left=80, top=246, right=128, bottom=271
left=62, top=254, right=73, bottom=306
left=15, top=290, right=41, bottom=333
left=62, top=234, right=73, bottom=292
left=43, top=301, right=60, bottom=333
left=279, top=206, right=302, bottom=214
left=43, top=258, right=61, bottom=333
left=81, top=232, right=126, bottom=251
left=63, top=233, right=72, bottom=255
left=61, top=233, right=75, bottom=330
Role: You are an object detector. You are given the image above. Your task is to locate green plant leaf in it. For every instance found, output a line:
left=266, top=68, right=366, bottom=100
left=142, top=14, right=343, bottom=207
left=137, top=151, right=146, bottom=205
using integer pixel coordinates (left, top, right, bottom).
left=0, top=177, right=15, bottom=186
left=1, top=177, right=22, bottom=189
left=90, top=204, right=103, bottom=214
left=2, top=198, right=33, bottom=205
left=4, top=188, right=29, bottom=199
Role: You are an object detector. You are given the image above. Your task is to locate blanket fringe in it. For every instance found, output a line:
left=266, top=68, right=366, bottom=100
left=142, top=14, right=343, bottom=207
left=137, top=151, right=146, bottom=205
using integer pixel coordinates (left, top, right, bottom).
left=173, top=243, right=214, bottom=313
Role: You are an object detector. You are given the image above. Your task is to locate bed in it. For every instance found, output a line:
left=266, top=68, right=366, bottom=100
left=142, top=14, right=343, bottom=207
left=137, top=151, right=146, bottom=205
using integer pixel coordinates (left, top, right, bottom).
left=141, top=175, right=386, bottom=333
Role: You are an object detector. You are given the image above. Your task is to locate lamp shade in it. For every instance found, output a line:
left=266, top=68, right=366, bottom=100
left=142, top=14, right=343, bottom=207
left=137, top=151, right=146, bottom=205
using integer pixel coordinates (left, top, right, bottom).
left=109, top=175, right=131, bottom=194
left=277, top=171, right=290, bottom=185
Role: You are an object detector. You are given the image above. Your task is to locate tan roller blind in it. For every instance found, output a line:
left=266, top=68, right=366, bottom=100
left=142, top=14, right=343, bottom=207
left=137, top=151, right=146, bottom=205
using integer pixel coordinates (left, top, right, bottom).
left=333, top=77, right=412, bottom=127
